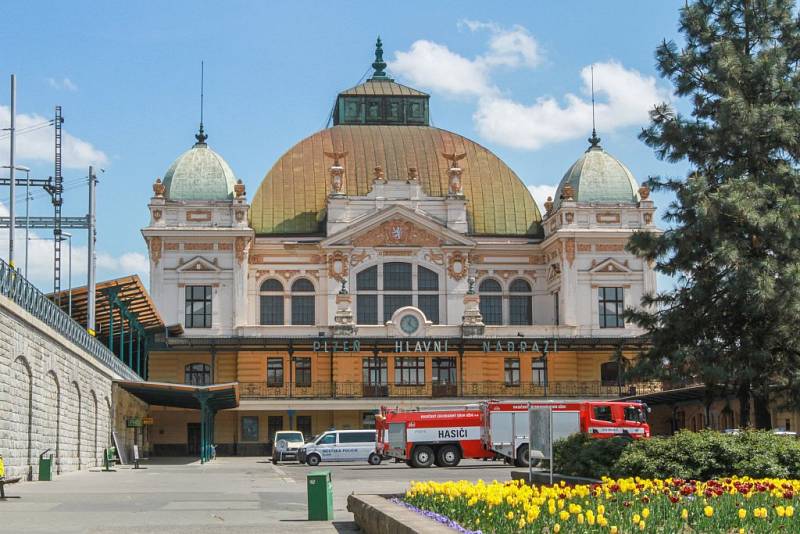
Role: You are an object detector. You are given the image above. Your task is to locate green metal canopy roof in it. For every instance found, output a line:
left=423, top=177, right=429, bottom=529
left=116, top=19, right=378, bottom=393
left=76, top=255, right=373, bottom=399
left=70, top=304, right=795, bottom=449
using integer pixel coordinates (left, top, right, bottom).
left=115, top=380, right=239, bottom=411
left=553, top=136, right=640, bottom=209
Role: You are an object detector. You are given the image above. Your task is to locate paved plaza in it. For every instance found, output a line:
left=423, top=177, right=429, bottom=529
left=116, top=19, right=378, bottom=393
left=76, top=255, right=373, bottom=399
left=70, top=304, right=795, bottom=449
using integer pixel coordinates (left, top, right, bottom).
left=1, top=457, right=519, bottom=533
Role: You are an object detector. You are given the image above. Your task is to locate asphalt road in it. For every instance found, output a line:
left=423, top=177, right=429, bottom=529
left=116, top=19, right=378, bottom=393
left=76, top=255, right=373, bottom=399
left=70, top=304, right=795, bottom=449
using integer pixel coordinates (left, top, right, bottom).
left=1, top=457, right=521, bottom=533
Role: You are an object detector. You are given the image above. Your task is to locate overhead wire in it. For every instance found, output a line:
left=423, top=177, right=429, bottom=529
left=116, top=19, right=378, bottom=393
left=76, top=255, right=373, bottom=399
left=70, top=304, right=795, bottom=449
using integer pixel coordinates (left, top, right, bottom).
left=0, top=120, right=55, bottom=141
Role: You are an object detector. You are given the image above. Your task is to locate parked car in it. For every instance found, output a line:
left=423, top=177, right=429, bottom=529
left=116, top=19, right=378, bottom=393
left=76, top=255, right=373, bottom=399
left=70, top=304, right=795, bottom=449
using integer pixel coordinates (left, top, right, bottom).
left=298, top=429, right=380, bottom=466
left=272, top=431, right=305, bottom=464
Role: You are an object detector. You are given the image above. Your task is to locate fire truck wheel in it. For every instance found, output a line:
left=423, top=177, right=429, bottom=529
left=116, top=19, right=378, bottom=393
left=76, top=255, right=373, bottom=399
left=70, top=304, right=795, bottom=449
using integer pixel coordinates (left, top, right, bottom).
left=436, top=445, right=461, bottom=467
left=411, top=446, right=435, bottom=468
left=514, top=444, right=530, bottom=467
left=306, top=453, right=321, bottom=467
left=368, top=452, right=383, bottom=465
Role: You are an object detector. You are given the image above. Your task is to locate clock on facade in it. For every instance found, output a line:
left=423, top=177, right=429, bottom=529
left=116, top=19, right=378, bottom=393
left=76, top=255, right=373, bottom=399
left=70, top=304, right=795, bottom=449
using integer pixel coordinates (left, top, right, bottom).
left=399, top=314, right=420, bottom=335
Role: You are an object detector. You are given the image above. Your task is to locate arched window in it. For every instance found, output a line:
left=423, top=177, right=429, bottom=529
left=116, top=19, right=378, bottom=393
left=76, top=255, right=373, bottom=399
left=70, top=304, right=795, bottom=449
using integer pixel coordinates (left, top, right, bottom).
left=259, top=279, right=284, bottom=325
left=354, top=263, right=441, bottom=325
left=509, top=279, right=533, bottom=325
left=479, top=279, right=502, bottom=325
left=185, top=363, right=211, bottom=386
left=291, top=278, right=315, bottom=325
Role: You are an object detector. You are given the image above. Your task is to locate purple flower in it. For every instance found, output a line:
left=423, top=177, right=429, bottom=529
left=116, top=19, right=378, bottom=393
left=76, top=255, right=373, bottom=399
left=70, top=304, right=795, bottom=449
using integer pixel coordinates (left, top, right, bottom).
left=391, top=498, right=482, bottom=534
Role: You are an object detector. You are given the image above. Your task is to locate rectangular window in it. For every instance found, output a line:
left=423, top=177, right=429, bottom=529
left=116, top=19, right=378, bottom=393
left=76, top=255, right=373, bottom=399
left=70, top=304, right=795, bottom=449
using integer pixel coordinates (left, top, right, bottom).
left=339, top=431, right=375, bottom=444
left=480, top=295, right=503, bottom=325
left=383, top=262, right=412, bottom=290
left=599, top=287, right=625, bottom=328
left=260, top=295, right=283, bottom=325
left=241, top=416, right=259, bottom=442
left=509, top=296, right=532, bottom=325
left=296, top=415, right=312, bottom=439
left=593, top=405, right=613, bottom=422
left=362, top=357, right=388, bottom=385
left=362, top=412, right=377, bottom=429
left=291, top=295, right=315, bottom=325
left=357, top=295, right=378, bottom=324
left=267, top=358, right=284, bottom=387
left=384, top=294, right=412, bottom=322
left=532, top=358, right=546, bottom=386
left=267, top=416, right=283, bottom=444
left=185, top=285, right=212, bottom=328
left=554, top=292, right=560, bottom=326
left=418, top=294, right=439, bottom=324
left=432, top=357, right=456, bottom=385
left=295, top=357, right=311, bottom=388
left=394, top=357, right=425, bottom=386
left=504, top=358, right=520, bottom=386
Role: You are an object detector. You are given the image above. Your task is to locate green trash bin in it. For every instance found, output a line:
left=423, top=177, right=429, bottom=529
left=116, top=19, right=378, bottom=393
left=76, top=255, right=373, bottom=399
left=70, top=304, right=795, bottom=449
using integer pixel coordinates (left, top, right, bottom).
left=307, top=470, right=333, bottom=520
left=38, top=450, right=53, bottom=481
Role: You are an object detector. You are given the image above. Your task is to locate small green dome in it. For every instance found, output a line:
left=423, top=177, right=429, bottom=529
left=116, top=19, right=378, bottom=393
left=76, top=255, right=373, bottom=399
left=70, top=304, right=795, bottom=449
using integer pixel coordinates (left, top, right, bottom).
left=553, top=137, right=640, bottom=210
left=162, top=135, right=237, bottom=201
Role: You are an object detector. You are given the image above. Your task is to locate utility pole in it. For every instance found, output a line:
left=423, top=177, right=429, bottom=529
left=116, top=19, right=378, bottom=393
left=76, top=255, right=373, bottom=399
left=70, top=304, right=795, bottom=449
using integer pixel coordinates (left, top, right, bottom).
left=87, top=166, right=97, bottom=334
left=8, top=75, right=16, bottom=268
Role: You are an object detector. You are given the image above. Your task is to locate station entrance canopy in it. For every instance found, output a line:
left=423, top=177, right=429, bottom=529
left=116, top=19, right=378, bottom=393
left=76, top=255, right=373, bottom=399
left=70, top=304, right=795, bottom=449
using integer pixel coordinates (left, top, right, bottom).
left=116, top=380, right=239, bottom=463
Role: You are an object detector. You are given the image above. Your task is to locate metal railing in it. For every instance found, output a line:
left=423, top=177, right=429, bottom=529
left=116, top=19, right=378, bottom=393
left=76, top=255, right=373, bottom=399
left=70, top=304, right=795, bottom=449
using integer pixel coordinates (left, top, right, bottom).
left=0, top=259, right=140, bottom=381
left=238, top=380, right=663, bottom=400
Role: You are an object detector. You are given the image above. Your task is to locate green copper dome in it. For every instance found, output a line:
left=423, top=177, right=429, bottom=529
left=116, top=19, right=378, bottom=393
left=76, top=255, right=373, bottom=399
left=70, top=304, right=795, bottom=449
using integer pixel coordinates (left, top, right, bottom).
left=553, top=136, right=640, bottom=209
left=162, top=134, right=237, bottom=201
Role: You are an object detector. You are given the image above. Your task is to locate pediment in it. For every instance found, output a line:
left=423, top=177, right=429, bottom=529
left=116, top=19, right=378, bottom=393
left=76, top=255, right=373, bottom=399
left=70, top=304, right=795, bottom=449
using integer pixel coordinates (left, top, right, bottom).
left=176, top=256, right=222, bottom=273
left=322, top=205, right=474, bottom=248
left=589, top=257, right=631, bottom=274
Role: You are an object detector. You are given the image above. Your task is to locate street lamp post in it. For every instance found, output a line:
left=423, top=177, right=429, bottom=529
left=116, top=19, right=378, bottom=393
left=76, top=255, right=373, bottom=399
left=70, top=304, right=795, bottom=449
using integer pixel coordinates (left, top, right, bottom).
left=1, top=164, right=30, bottom=276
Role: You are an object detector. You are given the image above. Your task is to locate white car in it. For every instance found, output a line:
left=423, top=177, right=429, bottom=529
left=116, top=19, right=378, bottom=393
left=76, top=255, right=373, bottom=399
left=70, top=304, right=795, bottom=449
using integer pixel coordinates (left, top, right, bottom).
left=272, top=431, right=305, bottom=464
left=298, top=429, right=380, bottom=466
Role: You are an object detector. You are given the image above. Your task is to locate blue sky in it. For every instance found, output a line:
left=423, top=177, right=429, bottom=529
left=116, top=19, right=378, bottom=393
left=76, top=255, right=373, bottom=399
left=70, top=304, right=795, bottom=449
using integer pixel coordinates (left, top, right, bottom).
left=0, top=0, right=688, bottom=291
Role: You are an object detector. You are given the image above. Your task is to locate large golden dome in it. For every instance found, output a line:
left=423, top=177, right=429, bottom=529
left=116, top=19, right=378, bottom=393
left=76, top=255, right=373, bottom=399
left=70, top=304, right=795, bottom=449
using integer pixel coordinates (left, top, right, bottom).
left=249, top=124, right=542, bottom=237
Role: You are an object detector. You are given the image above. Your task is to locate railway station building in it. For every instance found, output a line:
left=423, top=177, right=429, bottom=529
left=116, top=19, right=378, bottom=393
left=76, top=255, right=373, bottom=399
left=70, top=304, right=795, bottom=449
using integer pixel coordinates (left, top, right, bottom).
left=141, top=42, right=660, bottom=456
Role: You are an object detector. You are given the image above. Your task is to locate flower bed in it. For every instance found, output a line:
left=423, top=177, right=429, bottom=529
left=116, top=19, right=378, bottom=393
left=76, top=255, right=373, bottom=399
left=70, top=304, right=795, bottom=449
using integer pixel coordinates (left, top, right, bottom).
left=403, top=477, right=799, bottom=533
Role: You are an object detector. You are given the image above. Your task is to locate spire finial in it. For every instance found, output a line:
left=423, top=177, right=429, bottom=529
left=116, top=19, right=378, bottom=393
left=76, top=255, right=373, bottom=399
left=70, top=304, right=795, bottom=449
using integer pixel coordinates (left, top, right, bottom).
left=195, top=61, right=208, bottom=145
left=371, top=36, right=388, bottom=79
left=588, top=64, right=601, bottom=149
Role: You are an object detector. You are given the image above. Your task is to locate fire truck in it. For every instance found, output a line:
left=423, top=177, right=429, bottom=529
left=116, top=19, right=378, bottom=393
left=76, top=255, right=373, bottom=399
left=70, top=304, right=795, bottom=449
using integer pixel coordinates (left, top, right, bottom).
left=375, top=405, right=495, bottom=467
left=481, top=400, right=650, bottom=467
left=376, top=400, right=649, bottom=468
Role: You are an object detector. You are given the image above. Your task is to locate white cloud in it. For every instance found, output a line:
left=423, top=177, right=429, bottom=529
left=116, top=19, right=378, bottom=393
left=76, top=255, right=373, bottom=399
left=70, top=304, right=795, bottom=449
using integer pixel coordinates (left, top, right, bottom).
left=390, top=22, right=667, bottom=151
left=389, top=20, right=542, bottom=99
left=474, top=61, right=667, bottom=150
left=0, top=106, right=109, bottom=169
left=0, top=202, right=147, bottom=290
left=47, top=77, right=78, bottom=91
left=527, top=184, right=557, bottom=214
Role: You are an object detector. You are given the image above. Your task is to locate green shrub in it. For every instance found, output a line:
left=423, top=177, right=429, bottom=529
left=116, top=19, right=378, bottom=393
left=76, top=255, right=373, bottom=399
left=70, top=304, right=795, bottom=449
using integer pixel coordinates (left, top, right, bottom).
left=553, top=430, right=800, bottom=480
left=614, top=430, right=800, bottom=479
left=553, top=433, right=629, bottom=478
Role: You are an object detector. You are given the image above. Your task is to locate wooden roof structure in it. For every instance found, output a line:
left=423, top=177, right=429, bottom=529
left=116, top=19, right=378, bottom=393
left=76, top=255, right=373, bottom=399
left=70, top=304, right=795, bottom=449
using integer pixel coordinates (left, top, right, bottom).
left=48, top=275, right=165, bottom=338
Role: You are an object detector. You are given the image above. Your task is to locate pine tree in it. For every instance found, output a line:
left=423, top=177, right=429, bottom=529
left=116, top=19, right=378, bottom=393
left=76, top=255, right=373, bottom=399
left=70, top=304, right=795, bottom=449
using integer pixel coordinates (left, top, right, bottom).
left=627, top=0, right=800, bottom=429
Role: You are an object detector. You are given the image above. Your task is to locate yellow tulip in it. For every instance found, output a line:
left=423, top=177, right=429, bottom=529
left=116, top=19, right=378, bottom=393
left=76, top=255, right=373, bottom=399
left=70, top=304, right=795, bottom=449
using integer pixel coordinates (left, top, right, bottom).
left=642, top=507, right=650, bottom=519
left=639, top=520, right=646, bottom=531
left=553, top=524, right=561, bottom=533
left=681, top=508, right=689, bottom=520
left=738, top=508, right=747, bottom=520
left=506, top=511, right=514, bottom=520
left=633, top=513, right=641, bottom=524
left=611, top=527, right=618, bottom=534
left=776, top=505, right=786, bottom=518
left=787, top=505, right=795, bottom=518
left=704, top=505, right=714, bottom=518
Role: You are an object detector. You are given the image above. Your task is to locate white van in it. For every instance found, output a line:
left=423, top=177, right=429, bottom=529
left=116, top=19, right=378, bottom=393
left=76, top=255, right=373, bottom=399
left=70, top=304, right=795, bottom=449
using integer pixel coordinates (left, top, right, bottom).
left=298, top=429, right=380, bottom=466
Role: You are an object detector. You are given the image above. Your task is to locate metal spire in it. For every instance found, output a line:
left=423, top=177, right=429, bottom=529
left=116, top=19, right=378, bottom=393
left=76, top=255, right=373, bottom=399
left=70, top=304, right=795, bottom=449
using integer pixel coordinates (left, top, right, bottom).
left=588, top=64, right=601, bottom=149
left=371, top=36, right=388, bottom=79
left=195, top=61, right=208, bottom=145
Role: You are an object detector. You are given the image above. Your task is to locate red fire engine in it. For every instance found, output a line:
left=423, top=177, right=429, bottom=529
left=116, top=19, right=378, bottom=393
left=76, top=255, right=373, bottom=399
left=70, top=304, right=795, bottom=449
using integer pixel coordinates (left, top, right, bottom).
left=376, top=405, right=495, bottom=467
left=376, top=400, right=649, bottom=468
left=481, top=400, right=650, bottom=467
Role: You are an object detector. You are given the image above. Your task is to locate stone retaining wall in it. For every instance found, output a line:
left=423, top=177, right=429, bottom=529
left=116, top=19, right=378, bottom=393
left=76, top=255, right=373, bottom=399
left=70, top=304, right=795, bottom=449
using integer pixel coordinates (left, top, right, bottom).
left=0, top=293, right=125, bottom=480
left=346, top=494, right=455, bottom=534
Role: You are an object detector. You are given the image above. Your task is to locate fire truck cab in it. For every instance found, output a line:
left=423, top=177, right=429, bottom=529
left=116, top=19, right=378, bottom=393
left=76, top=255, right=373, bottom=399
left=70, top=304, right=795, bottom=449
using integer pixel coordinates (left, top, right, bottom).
left=481, top=400, right=650, bottom=467
left=376, top=405, right=494, bottom=468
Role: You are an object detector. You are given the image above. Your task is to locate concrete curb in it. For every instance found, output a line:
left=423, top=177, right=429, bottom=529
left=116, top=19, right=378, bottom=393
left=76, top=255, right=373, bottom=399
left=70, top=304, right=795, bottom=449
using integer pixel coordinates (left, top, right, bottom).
left=347, top=493, right=456, bottom=534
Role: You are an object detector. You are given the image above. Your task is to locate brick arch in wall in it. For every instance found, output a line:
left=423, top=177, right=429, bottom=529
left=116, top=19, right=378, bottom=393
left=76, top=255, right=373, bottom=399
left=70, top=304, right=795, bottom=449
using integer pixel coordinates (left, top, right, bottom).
left=46, top=370, right=61, bottom=475
left=89, top=390, right=98, bottom=467
left=71, top=381, right=82, bottom=470
left=12, top=356, right=33, bottom=480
